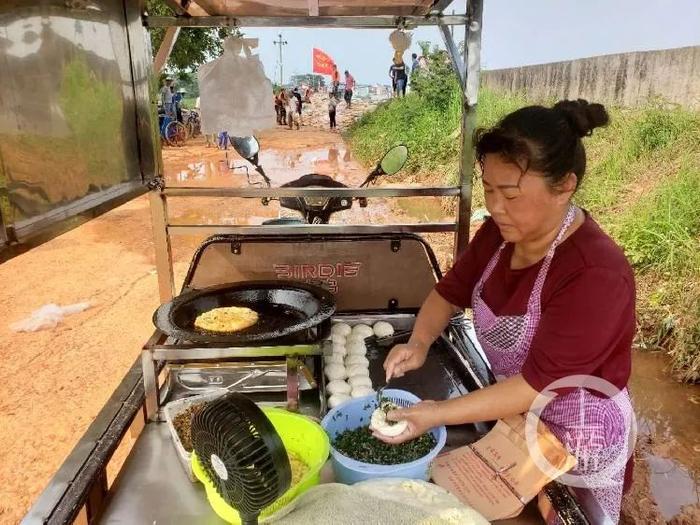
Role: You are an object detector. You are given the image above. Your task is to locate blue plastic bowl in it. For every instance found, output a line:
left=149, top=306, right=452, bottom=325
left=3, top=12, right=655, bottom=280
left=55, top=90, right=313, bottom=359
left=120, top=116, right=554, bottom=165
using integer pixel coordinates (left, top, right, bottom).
left=321, top=389, right=447, bottom=484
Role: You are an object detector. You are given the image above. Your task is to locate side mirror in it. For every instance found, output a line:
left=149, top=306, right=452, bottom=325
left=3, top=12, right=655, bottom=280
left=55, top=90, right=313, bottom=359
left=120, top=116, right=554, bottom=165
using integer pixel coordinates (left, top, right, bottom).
left=231, top=136, right=260, bottom=164
left=377, top=145, right=408, bottom=176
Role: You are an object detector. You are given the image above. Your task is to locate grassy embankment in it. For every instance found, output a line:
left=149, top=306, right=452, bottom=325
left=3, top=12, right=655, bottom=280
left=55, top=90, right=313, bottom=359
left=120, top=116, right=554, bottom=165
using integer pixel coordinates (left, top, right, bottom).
left=346, top=82, right=700, bottom=382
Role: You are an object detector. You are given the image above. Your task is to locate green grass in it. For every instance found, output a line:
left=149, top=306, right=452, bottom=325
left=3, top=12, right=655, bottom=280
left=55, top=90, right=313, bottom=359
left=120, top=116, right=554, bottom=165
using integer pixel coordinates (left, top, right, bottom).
left=346, top=87, right=700, bottom=382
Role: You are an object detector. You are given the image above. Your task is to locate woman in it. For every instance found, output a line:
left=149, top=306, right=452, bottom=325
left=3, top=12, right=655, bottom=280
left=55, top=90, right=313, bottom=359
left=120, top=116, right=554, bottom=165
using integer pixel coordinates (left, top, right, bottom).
left=381, top=100, right=635, bottom=524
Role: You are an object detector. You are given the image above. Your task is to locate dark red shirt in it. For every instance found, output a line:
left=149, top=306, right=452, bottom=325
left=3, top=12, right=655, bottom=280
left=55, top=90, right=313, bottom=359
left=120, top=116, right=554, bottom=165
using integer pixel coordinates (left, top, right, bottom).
left=435, top=213, right=635, bottom=395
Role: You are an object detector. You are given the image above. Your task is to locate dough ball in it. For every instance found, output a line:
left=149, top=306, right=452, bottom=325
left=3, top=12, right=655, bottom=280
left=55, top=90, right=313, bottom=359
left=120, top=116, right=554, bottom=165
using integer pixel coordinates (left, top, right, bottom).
left=351, top=324, right=374, bottom=338
left=346, top=333, right=366, bottom=345
left=346, top=341, right=366, bottom=355
left=345, top=355, right=369, bottom=367
left=348, top=375, right=372, bottom=388
left=351, top=386, right=375, bottom=398
left=327, top=380, right=351, bottom=395
left=325, top=353, right=344, bottom=365
left=372, top=321, right=395, bottom=338
left=328, top=393, right=352, bottom=408
left=346, top=364, right=369, bottom=378
left=325, top=363, right=346, bottom=381
left=330, top=333, right=346, bottom=345
left=331, top=322, right=352, bottom=337
left=332, top=344, right=347, bottom=357
left=370, top=404, right=409, bottom=437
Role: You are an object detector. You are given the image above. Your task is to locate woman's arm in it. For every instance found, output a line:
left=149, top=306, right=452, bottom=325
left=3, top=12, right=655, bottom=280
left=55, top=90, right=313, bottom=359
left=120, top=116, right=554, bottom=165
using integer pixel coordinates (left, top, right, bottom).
left=374, top=374, right=539, bottom=444
left=383, top=289, right=460, bottom=380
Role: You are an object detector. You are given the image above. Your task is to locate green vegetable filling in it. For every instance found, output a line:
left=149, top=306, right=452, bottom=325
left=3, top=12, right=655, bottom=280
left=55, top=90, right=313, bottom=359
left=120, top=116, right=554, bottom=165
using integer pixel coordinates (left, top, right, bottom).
left=333, top=426, right=436, bottom=465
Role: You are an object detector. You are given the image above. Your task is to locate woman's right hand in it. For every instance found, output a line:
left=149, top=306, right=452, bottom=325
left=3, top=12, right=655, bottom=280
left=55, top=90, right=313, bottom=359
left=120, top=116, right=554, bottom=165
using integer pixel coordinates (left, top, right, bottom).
left=383, top=341, right=429, bottom=381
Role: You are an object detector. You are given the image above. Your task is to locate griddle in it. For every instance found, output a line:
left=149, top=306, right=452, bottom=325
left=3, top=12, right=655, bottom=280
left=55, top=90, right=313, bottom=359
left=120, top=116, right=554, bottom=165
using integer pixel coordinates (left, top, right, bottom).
left=153, top=280, right=335, bottom=345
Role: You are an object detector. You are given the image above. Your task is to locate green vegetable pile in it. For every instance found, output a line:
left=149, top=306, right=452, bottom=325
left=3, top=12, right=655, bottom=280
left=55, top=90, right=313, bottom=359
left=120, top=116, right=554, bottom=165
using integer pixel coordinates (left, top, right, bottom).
left=332, top=426, right=436, bottom=465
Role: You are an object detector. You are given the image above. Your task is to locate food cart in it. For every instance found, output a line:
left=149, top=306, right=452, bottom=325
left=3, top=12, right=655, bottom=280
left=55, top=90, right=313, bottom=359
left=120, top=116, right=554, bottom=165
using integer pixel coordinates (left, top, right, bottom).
left=2, top=1, right=588, bottom=523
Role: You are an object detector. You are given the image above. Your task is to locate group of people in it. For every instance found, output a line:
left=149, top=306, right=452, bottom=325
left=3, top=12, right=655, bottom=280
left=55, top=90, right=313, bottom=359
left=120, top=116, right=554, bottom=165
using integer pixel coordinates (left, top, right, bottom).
left=389, top=52, right=426, bottom=97
left=274, top=86, right=310, bottom=130
left=159, top=77, right=186, bottom=122
left=328, top=65, right=355, bottom=130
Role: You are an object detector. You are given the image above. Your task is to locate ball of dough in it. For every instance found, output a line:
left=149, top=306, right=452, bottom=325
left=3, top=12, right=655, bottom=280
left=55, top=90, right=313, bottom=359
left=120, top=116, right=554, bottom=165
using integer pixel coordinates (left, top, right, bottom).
left=351, top=386, right=375, bottom=398
left=328, top=393, right=352, bottom=408
left=330, top=333, right=346, bottom=345
left=325, top=363, right=346, bottom=381
left=346, top=341, right=366, bottom=356
left=346, top=333, right=366, bottom=345
left=348, top=375, right=372, bottom=388
left=346, top=364, right=369, bottom=378
left=345, top=355, right=370, bottom=367
left=331, top=322, right=352, bottom=337
left=331, top=344, right=347, bottom=357
left=326, top=380, right=351, bottom=395
left=372, top=321, right=395, bottom=338
left=370, top=403, right=409, bottom=437
left=325, top=353, right=344, bottom=365
left=351, top=324, right=374, bottom=338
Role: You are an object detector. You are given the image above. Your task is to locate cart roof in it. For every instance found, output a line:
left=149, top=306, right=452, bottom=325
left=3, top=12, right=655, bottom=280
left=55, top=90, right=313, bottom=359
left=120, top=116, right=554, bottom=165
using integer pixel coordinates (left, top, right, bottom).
left=187, top=0, right=449, bottom=17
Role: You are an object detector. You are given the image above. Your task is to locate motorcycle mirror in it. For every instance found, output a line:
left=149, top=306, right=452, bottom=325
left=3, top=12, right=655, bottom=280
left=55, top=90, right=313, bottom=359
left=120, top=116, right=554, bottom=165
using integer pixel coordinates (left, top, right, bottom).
left=231, top=136, right=261, bottom=164
left=377, top=145, right=409, bottom=176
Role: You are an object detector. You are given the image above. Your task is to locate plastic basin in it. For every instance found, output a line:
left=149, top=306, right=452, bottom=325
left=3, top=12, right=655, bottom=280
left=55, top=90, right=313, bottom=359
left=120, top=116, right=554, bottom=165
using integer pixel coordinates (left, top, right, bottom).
left=321, top=389, right=447, bottom=484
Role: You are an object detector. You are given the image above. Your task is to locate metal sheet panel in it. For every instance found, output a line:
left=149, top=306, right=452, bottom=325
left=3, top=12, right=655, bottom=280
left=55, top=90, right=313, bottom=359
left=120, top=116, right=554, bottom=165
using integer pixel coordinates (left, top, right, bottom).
left=183, top=234, right=441, bottom=311
left=193, top=0, right=435, bottom=16
left=0, top=0, right=156, bottom=248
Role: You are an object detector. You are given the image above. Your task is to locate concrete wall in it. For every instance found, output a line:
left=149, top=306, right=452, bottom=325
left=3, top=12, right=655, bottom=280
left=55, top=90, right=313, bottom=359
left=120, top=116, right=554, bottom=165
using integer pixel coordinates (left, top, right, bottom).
left=482, top=46, right=700, bottom=109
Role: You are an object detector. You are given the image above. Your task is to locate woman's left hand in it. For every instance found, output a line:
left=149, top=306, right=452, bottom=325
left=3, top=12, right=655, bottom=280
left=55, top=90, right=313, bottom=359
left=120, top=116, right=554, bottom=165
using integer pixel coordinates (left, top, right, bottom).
left=371, top=400, right=441, bottom=445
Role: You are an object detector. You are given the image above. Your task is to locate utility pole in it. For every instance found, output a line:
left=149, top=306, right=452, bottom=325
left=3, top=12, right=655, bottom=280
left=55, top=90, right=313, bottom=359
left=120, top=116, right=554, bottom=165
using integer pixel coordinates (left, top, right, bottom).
left=273, top=33, right=288, bottom=86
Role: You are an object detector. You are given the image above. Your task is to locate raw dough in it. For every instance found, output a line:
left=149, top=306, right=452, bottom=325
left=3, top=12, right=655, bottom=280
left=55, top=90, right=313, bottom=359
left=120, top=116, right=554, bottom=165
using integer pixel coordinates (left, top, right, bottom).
left=331, top=323, right=352, bottom=337
left=325, top=354, right=344, bottom=365
left=327, top=380, right=351, bottom=395
left=346, top=341, right=366, bottom=356
left=352, top=324, right=374, bottom=338
left=370, top=400, right=409, bottom=437
left=345, top=355, right=369, bottom=367
left=331, top=344, right=347, bottom=357
left=328, top=393, right=352, bottom=408
left=325, top=364, right=346, bottom=381
left=346, top=333, right=366, bottom=345
left=330, top=333, right=346, bottom=345
left=346, top=364, right=369, bottom=378
left=351, top=386, right=375, bottom=398
left=372, top=321, right=395, bottom=338
left=348, top=375, right=372, bottom=388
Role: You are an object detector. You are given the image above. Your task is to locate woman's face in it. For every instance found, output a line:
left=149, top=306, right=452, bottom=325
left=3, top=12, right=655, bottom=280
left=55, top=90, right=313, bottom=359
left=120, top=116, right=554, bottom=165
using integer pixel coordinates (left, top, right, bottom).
left=481, top=153, right=574, bottom=243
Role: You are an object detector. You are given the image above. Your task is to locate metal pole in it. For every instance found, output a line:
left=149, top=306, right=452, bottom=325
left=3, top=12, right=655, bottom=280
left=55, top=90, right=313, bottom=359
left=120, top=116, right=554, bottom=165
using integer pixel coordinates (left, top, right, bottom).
left=454, top=0, right=483, bottom=256
left=148, top=190, right=175, bottom=302
left=273, top=33, right=288, bottom=85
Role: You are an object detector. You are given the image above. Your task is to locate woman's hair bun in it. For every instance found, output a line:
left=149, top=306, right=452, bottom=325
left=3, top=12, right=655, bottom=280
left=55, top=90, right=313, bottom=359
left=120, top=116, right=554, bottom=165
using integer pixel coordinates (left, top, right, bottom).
left=553, top=99, right=609, bottom=137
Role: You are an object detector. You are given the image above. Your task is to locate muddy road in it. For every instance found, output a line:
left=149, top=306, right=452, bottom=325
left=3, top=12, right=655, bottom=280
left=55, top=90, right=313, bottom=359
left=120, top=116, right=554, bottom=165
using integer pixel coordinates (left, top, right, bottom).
left=0, top=119, right=698, bottom=524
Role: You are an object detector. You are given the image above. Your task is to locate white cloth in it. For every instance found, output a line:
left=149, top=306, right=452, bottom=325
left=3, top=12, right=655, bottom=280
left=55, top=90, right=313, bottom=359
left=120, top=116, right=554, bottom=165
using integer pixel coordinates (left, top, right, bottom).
left=198, top=37, right=276, bottom=135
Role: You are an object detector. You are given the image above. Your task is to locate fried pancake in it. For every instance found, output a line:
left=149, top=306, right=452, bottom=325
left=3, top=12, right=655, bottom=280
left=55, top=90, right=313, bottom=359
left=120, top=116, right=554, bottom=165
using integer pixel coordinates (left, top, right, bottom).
left=194, top=306, right=259, bottom=333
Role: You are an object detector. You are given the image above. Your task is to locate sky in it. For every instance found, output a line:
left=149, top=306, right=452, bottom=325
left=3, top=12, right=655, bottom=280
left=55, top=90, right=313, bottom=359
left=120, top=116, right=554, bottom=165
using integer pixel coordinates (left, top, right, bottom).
left=236, top=0, right=700, bottom=85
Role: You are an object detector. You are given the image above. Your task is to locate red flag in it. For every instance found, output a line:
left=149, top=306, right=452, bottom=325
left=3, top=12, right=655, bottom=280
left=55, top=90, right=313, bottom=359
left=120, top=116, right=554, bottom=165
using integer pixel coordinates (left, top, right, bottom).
left=313, top=48, right=335, bottom=75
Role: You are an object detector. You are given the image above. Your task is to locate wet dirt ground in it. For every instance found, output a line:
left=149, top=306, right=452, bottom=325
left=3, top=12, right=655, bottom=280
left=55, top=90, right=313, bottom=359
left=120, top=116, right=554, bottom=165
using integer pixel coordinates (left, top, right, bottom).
left=0, top=112, right=698, bottom=523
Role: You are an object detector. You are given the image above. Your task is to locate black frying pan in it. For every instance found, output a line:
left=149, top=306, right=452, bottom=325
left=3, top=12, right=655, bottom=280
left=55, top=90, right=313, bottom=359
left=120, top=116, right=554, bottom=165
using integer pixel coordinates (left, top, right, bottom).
left=154, top=281, right=335, bottom=345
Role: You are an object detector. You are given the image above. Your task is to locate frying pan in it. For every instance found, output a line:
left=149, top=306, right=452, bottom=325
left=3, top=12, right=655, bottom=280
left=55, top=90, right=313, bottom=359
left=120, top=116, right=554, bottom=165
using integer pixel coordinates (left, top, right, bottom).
left=154, top=280, right=335, bottom=345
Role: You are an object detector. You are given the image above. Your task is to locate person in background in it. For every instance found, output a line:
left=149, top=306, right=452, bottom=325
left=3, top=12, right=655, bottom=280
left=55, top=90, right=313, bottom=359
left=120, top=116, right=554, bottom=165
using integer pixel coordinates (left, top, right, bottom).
left=173, top=88, right=185, bottom=123
left=390, top=58, right=408, bottom=97
left=286, top=91, right=300, bottom=130
left=291, top=87, right=303, bottom=126
left=343, top=70, right=355, bottom=107
left=411, top=52, right=420, bottom=74
left=331, top=64, right=340, bottom=99
left=304, top=87, right=313, bottom=104
left=328, top=92, right=338, bottom=130
left=160, top=77, right=174, bottom=117
left=217, top=131, right=229, bottom=149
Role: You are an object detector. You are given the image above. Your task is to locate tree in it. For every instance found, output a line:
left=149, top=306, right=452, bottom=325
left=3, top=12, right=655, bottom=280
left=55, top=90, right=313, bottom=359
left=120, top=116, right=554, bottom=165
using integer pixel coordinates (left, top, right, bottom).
left=145, top=0, right=240, bottom=72
left=290, top=73, right=326, bottom=89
